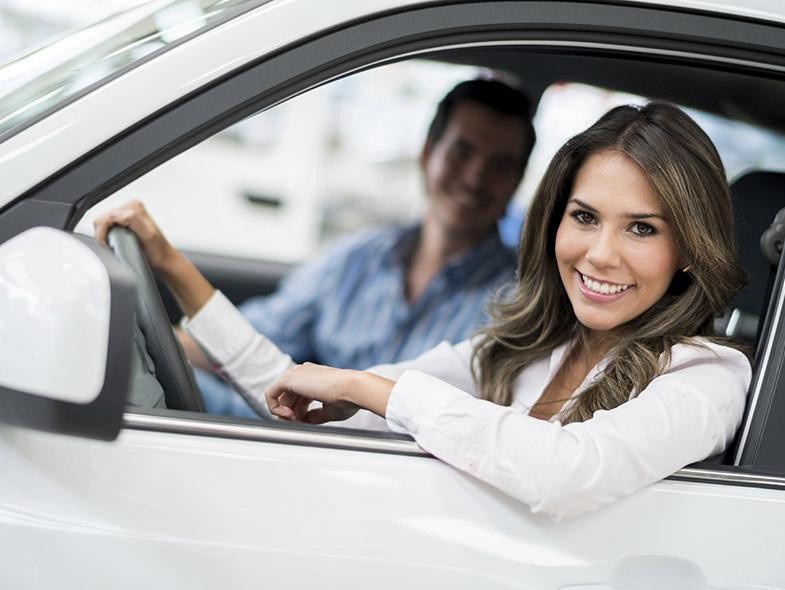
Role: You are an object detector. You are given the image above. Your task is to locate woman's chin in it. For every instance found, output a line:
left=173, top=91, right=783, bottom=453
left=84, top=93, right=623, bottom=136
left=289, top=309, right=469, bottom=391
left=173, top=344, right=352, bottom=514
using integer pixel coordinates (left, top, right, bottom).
left=574, top=313, right=622, bottom=334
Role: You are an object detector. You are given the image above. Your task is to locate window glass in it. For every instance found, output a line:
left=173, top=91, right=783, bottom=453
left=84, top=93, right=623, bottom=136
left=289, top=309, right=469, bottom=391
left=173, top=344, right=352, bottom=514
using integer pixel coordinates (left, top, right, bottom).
left=0, top=0, right=266, bottom=139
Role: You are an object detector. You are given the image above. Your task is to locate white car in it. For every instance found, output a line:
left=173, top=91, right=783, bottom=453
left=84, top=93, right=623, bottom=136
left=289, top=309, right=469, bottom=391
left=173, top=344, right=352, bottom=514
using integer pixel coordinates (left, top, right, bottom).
left=1, top=1, right=785, bottom=588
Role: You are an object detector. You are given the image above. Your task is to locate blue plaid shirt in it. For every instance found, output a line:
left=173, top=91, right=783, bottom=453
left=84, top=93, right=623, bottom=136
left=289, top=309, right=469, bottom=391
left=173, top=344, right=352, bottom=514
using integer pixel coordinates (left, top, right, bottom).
left=197, top=224, right=516, bottom=415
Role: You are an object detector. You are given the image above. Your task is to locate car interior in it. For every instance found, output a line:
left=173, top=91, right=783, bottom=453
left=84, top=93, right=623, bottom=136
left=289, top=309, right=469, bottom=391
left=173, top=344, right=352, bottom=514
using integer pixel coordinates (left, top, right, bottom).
left=78, top=44, right=785, bottom=471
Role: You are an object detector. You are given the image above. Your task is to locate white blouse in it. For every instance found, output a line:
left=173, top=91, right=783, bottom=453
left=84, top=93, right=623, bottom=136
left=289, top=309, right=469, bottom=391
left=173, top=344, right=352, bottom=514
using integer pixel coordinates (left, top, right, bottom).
left=185, top=291, right=752, bottom=520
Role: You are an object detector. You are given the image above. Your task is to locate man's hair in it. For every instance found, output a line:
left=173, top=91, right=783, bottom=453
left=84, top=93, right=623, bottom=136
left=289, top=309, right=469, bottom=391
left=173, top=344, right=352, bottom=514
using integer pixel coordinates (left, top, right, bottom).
left=426, top=78, right=536, bottom=169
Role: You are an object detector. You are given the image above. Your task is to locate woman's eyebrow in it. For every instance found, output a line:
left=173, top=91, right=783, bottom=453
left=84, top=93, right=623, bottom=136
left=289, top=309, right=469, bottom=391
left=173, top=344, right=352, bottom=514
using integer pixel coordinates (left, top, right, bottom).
left=570, top=198, right=666, bottom=220
left=569, top=198, right=598, bottom=212
left=624, top=211, right=666, bottom=221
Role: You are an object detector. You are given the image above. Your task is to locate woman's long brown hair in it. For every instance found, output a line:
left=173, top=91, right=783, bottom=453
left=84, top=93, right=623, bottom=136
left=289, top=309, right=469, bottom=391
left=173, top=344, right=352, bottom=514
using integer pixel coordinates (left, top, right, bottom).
left=473, top=103, right=745, bottom=424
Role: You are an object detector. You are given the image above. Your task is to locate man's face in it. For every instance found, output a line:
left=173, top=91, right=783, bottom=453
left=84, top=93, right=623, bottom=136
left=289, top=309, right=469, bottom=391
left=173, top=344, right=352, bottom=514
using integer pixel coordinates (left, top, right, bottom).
left=421, top=100, right=528, bottom=243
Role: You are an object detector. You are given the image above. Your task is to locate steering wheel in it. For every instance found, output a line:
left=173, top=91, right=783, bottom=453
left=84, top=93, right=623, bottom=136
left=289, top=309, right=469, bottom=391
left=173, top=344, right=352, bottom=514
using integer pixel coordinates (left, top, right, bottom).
left=108, top=226, right=205, bottom=412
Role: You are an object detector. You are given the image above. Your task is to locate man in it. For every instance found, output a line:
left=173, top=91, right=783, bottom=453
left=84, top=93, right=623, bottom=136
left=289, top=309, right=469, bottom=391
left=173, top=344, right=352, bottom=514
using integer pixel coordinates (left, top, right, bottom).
left=188, top=78, right=536, bottom=417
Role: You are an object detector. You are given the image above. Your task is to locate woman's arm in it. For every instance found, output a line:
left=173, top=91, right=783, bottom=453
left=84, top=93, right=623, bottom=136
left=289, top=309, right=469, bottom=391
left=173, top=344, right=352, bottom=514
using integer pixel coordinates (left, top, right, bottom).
left=264, top=338, right=479, bottom=426
left=269, top=342, right=750, bottom=519
left=383, top=343, right=750, bottom=520
left=266, top=363, right=395, bottom=423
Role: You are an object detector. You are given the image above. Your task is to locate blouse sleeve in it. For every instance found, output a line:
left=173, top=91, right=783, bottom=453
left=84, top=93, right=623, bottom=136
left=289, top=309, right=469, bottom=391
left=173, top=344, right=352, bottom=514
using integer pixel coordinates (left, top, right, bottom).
left=334, top=339, right=479, bottom=431
left=384, top=341, right=751, bottom=520
left=183, top=290, right=295, bottom=419
left=182, top=291, right=479, bottom=428
left=368, top=339, right=478, bottom=391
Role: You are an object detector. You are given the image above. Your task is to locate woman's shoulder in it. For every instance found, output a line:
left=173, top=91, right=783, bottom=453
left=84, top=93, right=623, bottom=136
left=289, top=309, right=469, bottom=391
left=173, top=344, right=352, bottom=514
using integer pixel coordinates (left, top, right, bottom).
left=669, top=337, right=749, bottom=362
left=664, top=337, right=752, bottom=383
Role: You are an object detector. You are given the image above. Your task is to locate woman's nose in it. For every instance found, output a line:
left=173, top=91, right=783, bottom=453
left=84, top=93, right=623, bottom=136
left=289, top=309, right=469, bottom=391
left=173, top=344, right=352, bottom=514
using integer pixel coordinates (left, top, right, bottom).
left=585, top=229, right=621, bottom=269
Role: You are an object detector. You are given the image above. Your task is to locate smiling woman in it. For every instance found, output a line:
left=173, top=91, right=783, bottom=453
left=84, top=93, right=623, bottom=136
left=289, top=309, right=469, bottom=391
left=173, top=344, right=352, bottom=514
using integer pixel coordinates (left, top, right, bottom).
left=477, top=103, right=745, bottom=426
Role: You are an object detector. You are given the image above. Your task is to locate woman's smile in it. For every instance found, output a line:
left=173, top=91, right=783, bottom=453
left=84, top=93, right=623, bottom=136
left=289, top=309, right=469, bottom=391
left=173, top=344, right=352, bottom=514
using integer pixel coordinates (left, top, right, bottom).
left=575, top=271, right=633, bottom=302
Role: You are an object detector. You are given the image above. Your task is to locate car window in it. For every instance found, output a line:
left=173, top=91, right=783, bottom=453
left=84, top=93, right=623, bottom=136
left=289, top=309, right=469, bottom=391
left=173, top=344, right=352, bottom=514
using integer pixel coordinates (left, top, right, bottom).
left=77, top=57, right=784, bottom=416
left=0, top=0, right=268, bottom=141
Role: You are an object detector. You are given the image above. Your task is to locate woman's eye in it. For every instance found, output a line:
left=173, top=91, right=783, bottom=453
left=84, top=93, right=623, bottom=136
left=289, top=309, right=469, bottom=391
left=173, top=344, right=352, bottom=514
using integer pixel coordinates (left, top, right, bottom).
left=630, top=222, right=657, bottom=236
left=570, top=210, right=595, bottom=225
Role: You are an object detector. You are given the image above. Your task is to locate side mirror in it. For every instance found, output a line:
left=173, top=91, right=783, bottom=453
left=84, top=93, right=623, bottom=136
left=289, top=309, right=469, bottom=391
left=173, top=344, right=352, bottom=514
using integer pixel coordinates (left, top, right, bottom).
left=0, top=227, right=135, bottom=440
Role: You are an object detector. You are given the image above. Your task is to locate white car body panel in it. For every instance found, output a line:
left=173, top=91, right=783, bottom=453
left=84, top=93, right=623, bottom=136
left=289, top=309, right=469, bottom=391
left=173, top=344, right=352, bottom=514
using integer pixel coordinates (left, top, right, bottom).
left=1, top=423, right=783, bottom=589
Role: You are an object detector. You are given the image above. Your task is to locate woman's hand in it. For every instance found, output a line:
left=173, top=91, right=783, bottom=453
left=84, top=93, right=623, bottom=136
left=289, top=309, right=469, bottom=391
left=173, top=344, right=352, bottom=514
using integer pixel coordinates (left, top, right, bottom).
left=266, top=363, right=394, bottom=424
left=93, top=200, right=214, bottom=318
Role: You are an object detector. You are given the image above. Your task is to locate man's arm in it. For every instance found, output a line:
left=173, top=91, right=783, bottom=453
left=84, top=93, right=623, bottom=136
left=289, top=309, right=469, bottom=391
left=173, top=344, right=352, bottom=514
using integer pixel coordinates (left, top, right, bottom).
left=176, top=328, right=212, bottom=370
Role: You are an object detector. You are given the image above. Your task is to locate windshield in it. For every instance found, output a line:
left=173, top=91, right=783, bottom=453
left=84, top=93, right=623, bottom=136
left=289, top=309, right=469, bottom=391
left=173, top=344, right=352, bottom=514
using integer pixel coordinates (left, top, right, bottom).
left=0, top=0, right=268, bottom=142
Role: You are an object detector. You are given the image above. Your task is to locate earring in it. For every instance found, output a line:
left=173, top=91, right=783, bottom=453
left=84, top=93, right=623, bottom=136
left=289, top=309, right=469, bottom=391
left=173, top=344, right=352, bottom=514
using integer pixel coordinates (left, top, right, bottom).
left=682, top=265, right=692, bottom=273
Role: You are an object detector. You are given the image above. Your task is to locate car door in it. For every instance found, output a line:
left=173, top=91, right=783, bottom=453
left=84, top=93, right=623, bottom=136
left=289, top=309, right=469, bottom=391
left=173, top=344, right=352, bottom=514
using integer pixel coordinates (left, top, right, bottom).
left=2, top=2, right=785, bottom=588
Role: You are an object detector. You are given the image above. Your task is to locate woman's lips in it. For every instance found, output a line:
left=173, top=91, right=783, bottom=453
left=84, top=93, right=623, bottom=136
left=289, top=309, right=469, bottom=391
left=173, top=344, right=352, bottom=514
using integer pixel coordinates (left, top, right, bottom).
left=575, top=270, right=633, bottom=303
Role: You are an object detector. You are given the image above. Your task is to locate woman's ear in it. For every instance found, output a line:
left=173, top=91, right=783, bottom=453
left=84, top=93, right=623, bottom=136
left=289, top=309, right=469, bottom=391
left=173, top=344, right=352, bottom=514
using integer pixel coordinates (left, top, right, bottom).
left=674, top=248, right=690, bottom=275
left=668, top=262, right=693, bottom=295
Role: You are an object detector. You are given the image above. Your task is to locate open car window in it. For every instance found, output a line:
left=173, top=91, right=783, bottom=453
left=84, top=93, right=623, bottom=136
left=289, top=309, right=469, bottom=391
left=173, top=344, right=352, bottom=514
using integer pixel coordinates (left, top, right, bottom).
left=70, top=60, right=785, bottom=456
left=45, top=0, right=785, bottom=484
left=75, top=56, right=785, bottom=431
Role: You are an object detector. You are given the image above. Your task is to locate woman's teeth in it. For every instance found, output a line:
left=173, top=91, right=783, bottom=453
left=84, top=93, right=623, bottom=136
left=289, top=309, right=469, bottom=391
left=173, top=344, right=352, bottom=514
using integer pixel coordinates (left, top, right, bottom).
left=581, top=273, right=631, bottom=295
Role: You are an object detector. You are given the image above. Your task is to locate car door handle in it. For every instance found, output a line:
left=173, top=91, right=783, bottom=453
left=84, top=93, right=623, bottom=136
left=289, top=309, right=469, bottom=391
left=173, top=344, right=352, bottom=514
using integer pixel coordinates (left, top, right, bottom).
left=560, top=555, right=719, bottom=590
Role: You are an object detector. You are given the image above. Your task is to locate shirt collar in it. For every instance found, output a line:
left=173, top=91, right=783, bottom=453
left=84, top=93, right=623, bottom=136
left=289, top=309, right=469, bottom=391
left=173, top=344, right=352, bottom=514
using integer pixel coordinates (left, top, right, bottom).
left=548, top=338, right=617, bottom=422
left=380, top=224, right=420, bottom=269
left=443, top=227, right=511, bottom=283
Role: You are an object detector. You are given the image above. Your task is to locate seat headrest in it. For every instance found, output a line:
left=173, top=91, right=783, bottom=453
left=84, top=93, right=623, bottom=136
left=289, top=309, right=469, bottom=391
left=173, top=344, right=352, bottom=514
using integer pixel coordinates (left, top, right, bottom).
left=729, top=170, right=785, bottom=314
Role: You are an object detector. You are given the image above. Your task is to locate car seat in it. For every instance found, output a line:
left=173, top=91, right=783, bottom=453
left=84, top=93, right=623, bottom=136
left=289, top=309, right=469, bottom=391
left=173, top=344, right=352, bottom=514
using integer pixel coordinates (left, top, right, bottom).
left=698, top=171, right=785, bottom=467
left=716, top=170, right=785, bottom=346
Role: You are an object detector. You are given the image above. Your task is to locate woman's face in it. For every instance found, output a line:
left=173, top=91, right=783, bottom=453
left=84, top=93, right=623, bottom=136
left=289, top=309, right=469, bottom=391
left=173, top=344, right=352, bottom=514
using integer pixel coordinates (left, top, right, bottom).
left=554, top=150, right=681, bottom=334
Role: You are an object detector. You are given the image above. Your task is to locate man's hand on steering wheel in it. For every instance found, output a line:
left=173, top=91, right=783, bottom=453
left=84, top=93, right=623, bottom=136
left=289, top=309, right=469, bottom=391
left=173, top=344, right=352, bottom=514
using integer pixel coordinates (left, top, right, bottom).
left=94, top=200, right=215, bottom=318
left=93, top=200, right=213, bottom=412
left=94, top=200, right=178, bottom=276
